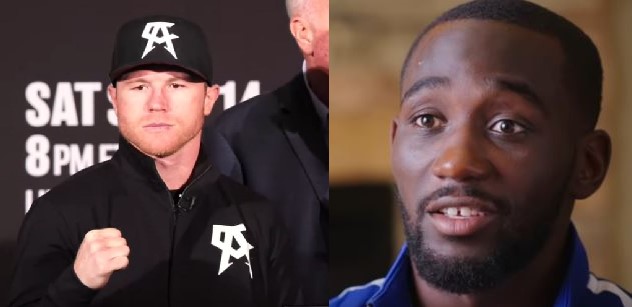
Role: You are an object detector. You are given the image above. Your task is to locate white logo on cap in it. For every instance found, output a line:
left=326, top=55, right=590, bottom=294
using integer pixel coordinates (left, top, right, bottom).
left=141, top=22, right=179, bottom=59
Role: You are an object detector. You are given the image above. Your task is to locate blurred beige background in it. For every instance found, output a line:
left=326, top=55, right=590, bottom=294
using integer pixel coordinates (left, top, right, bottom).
left=331, top=0, right=632, bottom=290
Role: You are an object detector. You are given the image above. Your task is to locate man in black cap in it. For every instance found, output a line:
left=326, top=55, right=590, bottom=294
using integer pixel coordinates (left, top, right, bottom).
left=8, top=15, right=300, bottom=307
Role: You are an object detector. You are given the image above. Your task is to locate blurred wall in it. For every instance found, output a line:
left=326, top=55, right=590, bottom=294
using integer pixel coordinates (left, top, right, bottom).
left=331, top=0, right=632, bottom=293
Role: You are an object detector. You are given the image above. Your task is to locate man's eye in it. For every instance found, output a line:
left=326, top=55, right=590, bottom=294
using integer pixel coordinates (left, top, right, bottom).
left=489, top=119, right=526, bottom=134
left=131, top=85, right=147, bottom=90
left=414, top=114, right=442, bottom=129
left=170, top=83, right=185, bottom=89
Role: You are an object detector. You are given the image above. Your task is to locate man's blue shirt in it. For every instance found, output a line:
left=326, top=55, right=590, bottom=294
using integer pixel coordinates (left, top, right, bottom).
left=331, top=225, right=632, bottom=307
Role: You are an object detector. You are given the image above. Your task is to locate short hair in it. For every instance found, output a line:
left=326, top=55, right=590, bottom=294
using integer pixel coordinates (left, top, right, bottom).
left=285, top=0, right=305, bottom=18
left=401, top=0, right=603, bottom=130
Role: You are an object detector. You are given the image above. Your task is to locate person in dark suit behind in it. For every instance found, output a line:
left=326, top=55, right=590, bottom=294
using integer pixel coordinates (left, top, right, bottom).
left=203, top=0, right=329, bottom=304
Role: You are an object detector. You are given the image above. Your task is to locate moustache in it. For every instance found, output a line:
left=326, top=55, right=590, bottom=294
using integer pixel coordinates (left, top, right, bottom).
left=418, top=185, right=510, bottom=216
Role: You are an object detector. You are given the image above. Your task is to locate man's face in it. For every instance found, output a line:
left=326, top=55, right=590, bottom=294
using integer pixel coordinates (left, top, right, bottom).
left=308, top=0, right=329, bottom=73
left=392, top=20, right=577, bottom=293
left=109, top=69, right=216, bottom=158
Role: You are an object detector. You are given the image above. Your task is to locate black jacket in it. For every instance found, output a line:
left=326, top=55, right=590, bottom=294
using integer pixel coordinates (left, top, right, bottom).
left=205, top=73, right=328, bottom=304
left=8, top=137, right=301, bottom=307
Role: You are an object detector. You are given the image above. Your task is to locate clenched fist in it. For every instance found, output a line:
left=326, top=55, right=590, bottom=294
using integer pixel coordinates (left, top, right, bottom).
left=74, top=228, right=130, bottom=289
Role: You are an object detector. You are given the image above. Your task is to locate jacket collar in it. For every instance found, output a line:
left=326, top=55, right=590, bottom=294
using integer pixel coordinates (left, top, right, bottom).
left=301, top=60, right=328, bottom=132
left=276, top=74, right=329, bottom=207
left=113, top=135, right=216, bottom=193
left=278, top=74, right=310, bottom=112
left=368, top=224, right=587, bottom=307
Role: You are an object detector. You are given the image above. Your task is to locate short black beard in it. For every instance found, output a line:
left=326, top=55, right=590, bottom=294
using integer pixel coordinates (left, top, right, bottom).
left=399, top=185, right=562, bottom=294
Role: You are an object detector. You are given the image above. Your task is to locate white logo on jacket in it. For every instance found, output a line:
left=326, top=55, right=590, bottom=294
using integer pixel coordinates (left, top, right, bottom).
left=141, top=22, right=179, bottom=59
left=211, top=223, right=254, bottom=278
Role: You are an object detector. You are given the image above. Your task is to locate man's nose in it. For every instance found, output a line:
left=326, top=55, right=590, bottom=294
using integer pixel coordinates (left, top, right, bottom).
left=431, top=129, right=493, bottom=182
left=147, top=88, right=167, bottom=111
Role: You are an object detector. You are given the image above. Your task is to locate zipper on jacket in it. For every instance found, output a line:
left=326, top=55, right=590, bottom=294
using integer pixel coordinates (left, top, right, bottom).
left=167, top=199, right=180, bottom=307
left=164, top=165, right=211, bottom=307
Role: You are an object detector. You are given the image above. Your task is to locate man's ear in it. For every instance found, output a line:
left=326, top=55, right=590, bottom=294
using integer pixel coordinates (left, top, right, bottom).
left=572, top=129, right=611, bottom=199
left=107, top=84, right=118, bottom=112
left=204, top=84, right=220, bottom=116
left=391, top=119, right=399, bottom=145
left=289, top=16, right=314, bottom=56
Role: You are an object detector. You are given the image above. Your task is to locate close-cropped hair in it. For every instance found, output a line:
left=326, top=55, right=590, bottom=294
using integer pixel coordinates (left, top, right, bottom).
left=285, top=0, right=306, bottom=18
left=401, top=0, right=603, bottom=130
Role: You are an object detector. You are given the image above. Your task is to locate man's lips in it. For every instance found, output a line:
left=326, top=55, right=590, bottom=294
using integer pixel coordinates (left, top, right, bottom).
left=425, top=196, right=505, bottom=236
left=425, top=196, right=501, bottom=215
left=143, top=123, right=172, bottom=129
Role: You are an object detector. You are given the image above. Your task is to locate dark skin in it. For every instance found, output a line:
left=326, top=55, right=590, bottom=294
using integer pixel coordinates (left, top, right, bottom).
left=391, top=20, right=611, bottom=307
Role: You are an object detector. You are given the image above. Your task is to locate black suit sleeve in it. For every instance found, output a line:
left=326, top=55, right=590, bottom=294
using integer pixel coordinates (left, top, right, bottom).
left=7, top=198, right=97, bottom=307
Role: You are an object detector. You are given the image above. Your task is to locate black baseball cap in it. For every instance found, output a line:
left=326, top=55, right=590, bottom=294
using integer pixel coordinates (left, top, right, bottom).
left=109, top=15, right=213, bottom=85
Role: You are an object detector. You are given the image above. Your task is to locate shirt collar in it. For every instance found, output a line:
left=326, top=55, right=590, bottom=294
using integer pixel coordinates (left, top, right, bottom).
left=367, top=244, right=414, bottom=307
left=552, top=224, right=590, bottom=307
left=368, top=224, right=588, bottom=307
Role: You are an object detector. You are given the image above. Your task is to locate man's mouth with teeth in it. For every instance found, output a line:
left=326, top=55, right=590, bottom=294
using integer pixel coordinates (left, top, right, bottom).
left=416, top=186, right=509, bottom=236
left=440, top=207, right=486, bottom=218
